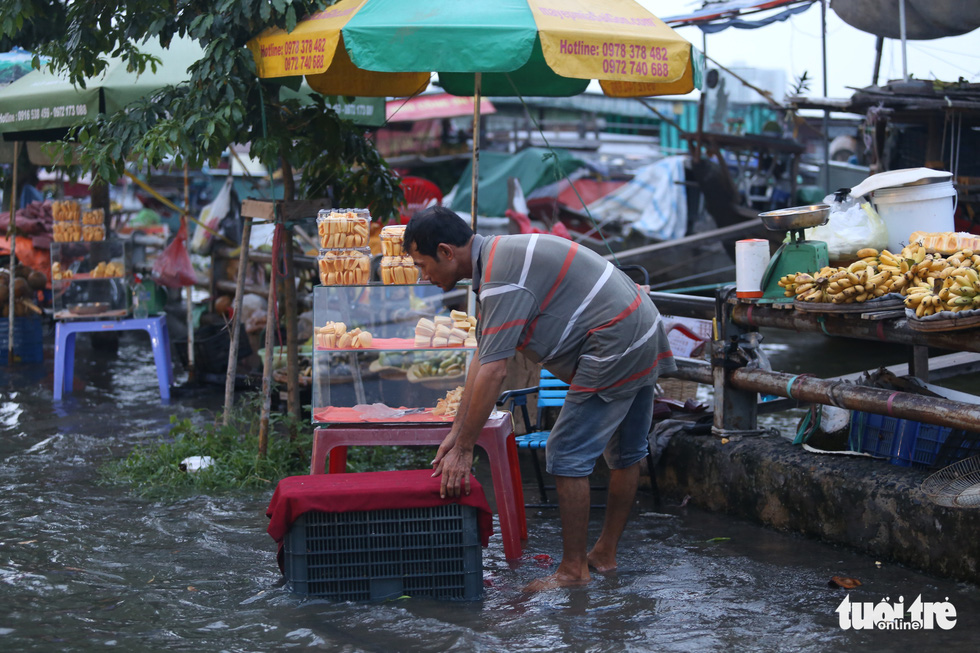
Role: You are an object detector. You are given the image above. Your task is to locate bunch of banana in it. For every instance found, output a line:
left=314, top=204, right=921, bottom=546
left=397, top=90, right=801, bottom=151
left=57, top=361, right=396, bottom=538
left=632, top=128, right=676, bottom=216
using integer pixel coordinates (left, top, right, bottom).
left=945, top=248, right=980, bottom=271
left=777, top=272, right=799, bottom=297
left=904, top=281, right=945, bottom=317
left=876, top=249, right=915, bottom=293
left=854, top=247, right=881, bottom=266
left=941, top=266, right=980, bottom=313
left=825, top=260, right=895, bottom=304
left=900, top=243, right=928, bottom=266
left=791, top=272, right=830, bottom=303
left=910, top=253, right=949, bottom=286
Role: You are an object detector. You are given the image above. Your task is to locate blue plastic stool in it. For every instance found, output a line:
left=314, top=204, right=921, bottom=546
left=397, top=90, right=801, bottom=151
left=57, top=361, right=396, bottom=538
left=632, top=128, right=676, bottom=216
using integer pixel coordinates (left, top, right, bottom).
left=54, top=315, right=174, bottom=402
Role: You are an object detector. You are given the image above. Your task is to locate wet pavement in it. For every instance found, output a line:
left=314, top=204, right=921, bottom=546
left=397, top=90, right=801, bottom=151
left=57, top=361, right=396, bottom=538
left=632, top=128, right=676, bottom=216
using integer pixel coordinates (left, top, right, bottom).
left=1, top=329, right=979, bottom=651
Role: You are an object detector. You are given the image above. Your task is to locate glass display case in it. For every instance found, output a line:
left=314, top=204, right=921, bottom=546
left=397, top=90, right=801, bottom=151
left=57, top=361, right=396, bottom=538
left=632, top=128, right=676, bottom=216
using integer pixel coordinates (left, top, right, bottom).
left=312, top=282, right=476, bottom=424
left=51, top=240, right=132, bottom=319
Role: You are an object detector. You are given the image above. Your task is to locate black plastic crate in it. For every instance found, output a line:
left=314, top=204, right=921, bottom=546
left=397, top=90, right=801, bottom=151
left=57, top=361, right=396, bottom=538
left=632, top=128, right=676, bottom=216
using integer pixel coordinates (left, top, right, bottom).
left=0, top=316, right=43, bottom=364
left=283, top=503, right=482, bottom=601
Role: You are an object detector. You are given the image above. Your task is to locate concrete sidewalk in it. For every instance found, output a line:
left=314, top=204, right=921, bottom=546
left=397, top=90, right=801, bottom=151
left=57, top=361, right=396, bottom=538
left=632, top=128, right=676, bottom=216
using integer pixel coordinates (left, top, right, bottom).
left=657, top=433, right=980, bottom=584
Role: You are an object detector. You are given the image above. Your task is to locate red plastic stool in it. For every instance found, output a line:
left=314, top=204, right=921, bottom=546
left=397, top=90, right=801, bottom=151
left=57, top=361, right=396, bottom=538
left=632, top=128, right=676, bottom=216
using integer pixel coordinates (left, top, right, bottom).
left=310, top=414, right=527, bottom=559
left=397, top=176, right=443, bottom=224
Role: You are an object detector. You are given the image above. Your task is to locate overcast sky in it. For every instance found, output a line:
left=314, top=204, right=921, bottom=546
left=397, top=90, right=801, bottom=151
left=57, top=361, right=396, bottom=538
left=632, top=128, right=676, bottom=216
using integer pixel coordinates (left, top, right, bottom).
left=637, top=0, right=980, bottom=99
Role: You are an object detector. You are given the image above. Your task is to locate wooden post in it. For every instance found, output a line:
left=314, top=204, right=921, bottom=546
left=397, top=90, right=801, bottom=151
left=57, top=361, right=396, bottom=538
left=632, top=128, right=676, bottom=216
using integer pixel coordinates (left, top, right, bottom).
left=184, top=162, right=195, bottom=382
left=222, top=217, right=252, bottom=424
left=280, top=158, right=300, bottom=423
left=713, top=295, right=759, bottom=434
left=257, top=233, right=279, bottom=459
left=284, top=228, right=300, bottom=422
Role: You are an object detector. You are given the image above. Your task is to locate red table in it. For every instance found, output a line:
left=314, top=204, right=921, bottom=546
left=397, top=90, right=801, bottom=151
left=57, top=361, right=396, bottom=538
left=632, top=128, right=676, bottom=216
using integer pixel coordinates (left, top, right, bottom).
left=310, top=413, right=527, bottom=560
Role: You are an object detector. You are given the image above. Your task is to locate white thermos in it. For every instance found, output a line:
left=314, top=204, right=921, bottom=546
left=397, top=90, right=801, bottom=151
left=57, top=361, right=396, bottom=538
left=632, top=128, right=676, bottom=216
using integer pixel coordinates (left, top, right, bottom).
left=735, top=239, right=770, bottom=299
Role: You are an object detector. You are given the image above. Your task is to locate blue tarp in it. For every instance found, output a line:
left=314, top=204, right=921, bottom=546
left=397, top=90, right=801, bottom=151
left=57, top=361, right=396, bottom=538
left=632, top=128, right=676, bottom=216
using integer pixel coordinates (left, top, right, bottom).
left=699, top=2, right=815, bottom=33
left=0, top=48, right=42, bottom=85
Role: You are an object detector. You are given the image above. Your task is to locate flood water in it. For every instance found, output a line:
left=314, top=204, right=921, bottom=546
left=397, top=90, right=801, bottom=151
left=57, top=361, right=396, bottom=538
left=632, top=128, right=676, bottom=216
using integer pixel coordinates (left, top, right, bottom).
left=1, top=329, right=979, bottom=651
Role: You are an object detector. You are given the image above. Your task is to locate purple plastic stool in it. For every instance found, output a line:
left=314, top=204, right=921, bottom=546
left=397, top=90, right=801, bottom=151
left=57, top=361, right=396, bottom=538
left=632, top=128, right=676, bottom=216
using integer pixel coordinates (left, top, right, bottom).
left=54, top=315, right=173, bottom=402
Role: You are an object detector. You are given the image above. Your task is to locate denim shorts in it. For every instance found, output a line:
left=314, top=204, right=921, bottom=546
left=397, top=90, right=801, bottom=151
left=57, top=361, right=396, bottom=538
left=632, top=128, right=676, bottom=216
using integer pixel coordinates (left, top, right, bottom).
left=545, top=384, right=655, bottom=477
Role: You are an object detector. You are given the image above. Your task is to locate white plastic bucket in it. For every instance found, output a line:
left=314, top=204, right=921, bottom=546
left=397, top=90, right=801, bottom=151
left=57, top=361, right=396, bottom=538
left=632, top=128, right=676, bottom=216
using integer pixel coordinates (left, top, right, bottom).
left=735, top=239, right=770, bottom=299
left=872, top=180, right=956, bottom=253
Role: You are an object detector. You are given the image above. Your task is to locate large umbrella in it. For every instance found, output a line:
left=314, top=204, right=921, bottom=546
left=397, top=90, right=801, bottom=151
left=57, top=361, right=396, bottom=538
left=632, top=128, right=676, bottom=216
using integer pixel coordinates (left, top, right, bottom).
left=247, top=0, right=704, bottom=220
left=0, top=37, right=203, bottom=142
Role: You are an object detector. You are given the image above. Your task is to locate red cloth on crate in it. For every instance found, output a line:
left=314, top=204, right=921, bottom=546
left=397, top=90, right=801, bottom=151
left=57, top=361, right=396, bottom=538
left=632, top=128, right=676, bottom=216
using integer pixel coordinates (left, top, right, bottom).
left=266, top=469, right=495, bottom=569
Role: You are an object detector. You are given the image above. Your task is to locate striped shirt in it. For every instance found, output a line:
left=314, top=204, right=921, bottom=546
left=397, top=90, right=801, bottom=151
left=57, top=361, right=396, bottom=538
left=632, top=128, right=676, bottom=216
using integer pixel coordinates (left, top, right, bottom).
left=471, top=233, right=676, bottom=403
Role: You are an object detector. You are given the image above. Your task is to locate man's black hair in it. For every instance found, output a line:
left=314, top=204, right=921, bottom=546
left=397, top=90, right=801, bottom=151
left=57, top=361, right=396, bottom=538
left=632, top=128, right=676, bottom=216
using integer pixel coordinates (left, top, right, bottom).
left=404, top=206, right=473, bottom=258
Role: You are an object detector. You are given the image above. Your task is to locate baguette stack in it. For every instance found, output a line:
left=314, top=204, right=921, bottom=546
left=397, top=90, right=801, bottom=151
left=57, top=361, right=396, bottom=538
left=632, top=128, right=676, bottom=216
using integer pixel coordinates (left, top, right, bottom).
left=52, top=200, right=82, bottom=242
left=81, top=208, right=105, bottom=241
left=317, top=248, right=371, bottom=285
left=316, top=209, right=371, bottom=249
left=315, top=321, right=374, bottom=349
left=89, top=261, right=125, bottom=278
left=414, top=310, right=477, bottom=347
left=381, top=225, right=406, bottom=256
left=380, top=256, right=417, bottom=284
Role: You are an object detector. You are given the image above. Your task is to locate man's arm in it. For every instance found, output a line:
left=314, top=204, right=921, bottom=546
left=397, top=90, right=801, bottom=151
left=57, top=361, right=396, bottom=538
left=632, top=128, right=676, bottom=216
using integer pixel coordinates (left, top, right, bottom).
left=431, top=349, right=484, bottom=468
left=432, top=356, right=509, bottom=498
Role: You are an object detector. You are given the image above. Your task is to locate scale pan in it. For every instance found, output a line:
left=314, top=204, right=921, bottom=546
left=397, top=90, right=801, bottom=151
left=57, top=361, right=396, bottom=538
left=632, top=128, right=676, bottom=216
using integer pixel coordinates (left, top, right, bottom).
left=759, top=204, right=830, bottom=232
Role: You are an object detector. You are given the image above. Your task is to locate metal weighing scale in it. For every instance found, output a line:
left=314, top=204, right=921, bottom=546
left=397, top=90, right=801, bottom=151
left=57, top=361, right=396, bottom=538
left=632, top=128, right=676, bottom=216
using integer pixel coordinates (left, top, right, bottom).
left=757, top=204, right=831, bottom=303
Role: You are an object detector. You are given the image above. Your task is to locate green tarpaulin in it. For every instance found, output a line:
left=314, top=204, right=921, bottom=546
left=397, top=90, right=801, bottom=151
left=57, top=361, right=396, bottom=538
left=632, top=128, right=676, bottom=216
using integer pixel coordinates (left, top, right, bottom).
left=450, top=147, right=584, bottom=217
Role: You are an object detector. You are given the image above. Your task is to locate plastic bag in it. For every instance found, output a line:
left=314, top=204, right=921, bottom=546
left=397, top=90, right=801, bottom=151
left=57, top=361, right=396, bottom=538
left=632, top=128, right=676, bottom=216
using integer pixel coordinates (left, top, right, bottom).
left=190, top=176, right=233, bottom=254
left=152, top=217, right=198, bottom=288
left=803, top=192, right=889, bottom=261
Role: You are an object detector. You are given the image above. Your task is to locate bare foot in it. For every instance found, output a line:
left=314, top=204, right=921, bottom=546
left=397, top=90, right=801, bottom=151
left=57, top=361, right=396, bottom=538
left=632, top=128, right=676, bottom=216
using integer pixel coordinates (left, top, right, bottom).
left=586, top=552, right=617, bottom=573
left=522, top=571, right=590, bottom=592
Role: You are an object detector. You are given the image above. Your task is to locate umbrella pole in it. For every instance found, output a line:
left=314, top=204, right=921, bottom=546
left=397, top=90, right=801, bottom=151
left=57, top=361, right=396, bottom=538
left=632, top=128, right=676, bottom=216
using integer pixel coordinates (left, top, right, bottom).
left=470, top=73, right=482, bottom=233
left=821, top=0, right=830, bottom=194
left=6, top=142, right=18, bottom=365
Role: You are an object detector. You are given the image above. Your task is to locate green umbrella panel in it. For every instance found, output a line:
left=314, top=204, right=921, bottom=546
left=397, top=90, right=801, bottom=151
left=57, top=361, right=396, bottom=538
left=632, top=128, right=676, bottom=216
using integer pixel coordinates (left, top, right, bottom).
left=0, top=38, right=203, bottom=140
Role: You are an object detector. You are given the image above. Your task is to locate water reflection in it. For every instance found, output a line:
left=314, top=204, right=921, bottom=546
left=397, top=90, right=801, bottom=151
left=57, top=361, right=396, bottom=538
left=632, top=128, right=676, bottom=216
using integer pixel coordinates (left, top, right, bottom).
left=0, top=332, right=978, bottom=651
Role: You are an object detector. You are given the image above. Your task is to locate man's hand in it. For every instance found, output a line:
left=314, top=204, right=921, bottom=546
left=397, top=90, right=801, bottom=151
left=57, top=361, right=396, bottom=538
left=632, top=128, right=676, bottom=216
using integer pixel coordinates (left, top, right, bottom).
left=430, top=430, right=457, bottom=476
left=436, top=445, right=473, bottom=499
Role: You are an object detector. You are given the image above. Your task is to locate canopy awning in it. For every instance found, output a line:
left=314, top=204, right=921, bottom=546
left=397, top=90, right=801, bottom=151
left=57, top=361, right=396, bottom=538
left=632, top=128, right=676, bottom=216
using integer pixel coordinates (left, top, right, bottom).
left=386, top=93, right=495, bottom=123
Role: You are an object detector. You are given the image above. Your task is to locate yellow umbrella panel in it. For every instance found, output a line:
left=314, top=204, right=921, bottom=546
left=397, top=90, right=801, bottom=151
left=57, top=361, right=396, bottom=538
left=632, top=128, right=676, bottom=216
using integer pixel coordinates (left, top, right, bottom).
left=247, top=0, right=702, bottom=98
